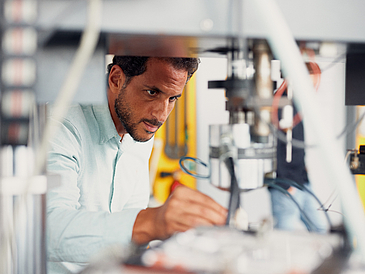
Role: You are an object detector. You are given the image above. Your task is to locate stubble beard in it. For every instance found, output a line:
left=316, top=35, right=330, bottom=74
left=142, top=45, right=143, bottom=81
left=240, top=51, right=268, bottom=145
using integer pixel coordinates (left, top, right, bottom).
left=114, top=89, right=162, bottom=142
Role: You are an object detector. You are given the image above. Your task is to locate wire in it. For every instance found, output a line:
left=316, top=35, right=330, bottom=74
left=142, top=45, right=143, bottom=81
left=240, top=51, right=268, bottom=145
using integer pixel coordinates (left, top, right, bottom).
left=265, top=181, right=316, bottom=232
left=264, top=90, right=365, bottom=151
left=179, top=155, right=241, bottom=226
left=320, top=191, right=343, bottom=217
left=337, top=110, right=365, bottom=139
left=271, top=80, right=288, bottom=129
left=267, top=52, right=364, bottom=148
left=223, top=157, right=241, bottom=226
left=271, top=60, right=321, bottom=131
left=265, top=178, right=333, bottom=229
left=179, top=156, right=211, bottom=179
left=269, top=109, right=365, bottom=150
left=268, top=52, right=362, bottom=149
left=254, top=0, right=365, bottom=258
left=272, top=79, right=305, bottom=129
left=322, top=189, right=338, bottom=208
left=321, top=53, right=346, bottom=73
left=268, top=122, right=308, bottom=149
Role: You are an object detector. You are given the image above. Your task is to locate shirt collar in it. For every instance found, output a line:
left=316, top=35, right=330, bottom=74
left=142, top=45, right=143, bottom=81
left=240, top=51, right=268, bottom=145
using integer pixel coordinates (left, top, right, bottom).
left=92, top=104, right=121, bottom=144
left=92, top=105, right=140, bottom=151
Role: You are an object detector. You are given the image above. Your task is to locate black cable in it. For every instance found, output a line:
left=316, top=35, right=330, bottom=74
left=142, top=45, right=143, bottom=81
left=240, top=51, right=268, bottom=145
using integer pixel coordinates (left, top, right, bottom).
left=180, top=155, right=334, bottom=230
left=265, top=181, right=316, bottom=232
left=223, top=157, right=241, bottom=226
left=337, top=110, right=365, bottom=139
left=301, top=184, right=334, bottom=227
left=265, top=177, right=333, bottom=229
left=320, top=53, right=346, bottom=73
left=179, top=155, right=241, bottom=225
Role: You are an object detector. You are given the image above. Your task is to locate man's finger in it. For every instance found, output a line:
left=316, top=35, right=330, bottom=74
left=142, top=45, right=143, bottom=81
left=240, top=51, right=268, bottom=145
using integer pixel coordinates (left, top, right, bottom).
left=173, top=186, right=227, bottom=217
left=179, top=203, right=226, bottom=226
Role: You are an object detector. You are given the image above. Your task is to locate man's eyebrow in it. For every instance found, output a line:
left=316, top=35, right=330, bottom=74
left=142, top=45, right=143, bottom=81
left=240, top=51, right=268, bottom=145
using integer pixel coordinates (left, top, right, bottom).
left=144, top=85, right=182, bottom=98
left=144, top=85, right=164, bottom=94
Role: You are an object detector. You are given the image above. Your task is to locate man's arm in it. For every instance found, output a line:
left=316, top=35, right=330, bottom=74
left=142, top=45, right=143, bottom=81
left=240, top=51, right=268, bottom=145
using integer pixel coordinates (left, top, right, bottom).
left=132, top=185, right=227, bottom=245
left=47, top=115, right=144, bottom=263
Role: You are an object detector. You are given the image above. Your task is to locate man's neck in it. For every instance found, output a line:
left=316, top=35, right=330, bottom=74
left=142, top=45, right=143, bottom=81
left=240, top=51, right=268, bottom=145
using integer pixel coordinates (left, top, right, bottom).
left=107, top=93, right=127, bottom=138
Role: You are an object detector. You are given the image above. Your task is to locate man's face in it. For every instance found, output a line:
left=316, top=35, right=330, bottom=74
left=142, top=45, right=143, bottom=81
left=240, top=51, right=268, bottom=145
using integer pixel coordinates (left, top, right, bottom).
left=114, top=59, right=187, bottom=142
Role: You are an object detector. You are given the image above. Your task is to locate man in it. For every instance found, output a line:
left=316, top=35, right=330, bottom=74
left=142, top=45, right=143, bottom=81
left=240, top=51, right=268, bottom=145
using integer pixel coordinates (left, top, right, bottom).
left=46, top=56, right=227, bottom=273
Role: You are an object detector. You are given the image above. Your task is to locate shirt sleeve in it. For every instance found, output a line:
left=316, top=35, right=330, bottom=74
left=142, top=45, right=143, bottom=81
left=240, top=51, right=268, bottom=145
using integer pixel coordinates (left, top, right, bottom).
left=46, top=118, right=141, bottom=263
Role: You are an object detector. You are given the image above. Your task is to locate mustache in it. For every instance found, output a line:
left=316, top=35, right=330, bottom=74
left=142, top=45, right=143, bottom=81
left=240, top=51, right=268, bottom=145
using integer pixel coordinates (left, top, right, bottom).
left=141, top=118, right=163, bottom=128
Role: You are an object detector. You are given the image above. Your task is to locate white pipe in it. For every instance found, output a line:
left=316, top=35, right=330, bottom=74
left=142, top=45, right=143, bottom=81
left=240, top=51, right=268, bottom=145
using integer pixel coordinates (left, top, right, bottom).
left=251, top=0, right=365, bottom=260
left=34, top=0, right=102, bottom=176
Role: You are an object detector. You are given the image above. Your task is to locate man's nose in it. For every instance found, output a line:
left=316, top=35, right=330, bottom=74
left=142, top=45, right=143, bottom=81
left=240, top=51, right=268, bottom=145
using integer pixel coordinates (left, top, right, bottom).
left=152, top=100, right=171, bottom=123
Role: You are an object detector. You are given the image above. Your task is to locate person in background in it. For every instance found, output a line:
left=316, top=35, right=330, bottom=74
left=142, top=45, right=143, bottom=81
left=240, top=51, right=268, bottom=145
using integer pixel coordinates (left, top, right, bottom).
left=269, top=62, right=327, bottom=234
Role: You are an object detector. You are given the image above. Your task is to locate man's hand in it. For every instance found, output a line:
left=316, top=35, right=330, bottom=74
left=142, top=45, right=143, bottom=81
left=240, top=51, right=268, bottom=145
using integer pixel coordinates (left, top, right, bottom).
left=132, top=185, right=227, bottom=245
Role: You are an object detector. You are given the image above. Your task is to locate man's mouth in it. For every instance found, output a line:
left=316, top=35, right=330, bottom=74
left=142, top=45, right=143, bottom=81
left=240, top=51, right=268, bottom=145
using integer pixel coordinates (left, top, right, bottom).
left=143, top=121, right=159, bottom=133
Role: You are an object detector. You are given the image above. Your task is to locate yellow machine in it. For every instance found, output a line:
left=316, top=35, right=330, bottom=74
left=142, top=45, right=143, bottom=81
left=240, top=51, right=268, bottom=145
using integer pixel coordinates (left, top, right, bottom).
left=150, top=76, right=197, bottom=204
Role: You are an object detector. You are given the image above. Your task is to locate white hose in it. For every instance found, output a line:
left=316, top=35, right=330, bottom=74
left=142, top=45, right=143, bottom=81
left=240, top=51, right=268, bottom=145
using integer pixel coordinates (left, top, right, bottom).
left=34, top=0, right=102, bottom=175
left=251, top=0, right=365, bottom=261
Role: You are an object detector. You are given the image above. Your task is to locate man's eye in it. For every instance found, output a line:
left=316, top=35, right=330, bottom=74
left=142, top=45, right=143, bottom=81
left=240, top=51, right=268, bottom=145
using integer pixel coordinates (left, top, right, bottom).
left=169, top=96, right=179, bottom=102
left=147, top=90, right=157, bottom=96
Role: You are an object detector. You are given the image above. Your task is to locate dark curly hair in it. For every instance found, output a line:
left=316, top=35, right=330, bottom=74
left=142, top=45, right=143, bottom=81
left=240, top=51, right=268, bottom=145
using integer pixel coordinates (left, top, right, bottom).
left=107, top=56, right=200, bottom=88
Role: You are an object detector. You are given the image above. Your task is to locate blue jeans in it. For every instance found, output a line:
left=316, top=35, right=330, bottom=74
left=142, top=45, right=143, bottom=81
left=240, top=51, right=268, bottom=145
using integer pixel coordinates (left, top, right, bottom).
left=269, top=183, right=327, bottom=233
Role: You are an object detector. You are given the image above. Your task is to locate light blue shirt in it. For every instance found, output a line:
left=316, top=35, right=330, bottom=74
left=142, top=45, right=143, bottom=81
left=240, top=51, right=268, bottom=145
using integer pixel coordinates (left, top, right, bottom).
left=46, top=104, right=154, bottom=273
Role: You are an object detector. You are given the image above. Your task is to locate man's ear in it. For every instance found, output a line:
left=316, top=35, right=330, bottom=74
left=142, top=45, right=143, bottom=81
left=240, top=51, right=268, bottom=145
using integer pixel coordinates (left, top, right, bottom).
left=108, top=65, right=125, bottom=94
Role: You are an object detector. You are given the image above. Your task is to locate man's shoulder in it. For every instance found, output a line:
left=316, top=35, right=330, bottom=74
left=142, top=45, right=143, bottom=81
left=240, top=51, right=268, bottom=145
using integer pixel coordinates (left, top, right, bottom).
left=65, top=104, right=92, bottom=119
left=48, top=103, right=86, bottom=120
left=62, top=105, right=88, bottom=131
left=48, top=104, right=98, bottom=137
left=58, top=104, right=101, bottom=126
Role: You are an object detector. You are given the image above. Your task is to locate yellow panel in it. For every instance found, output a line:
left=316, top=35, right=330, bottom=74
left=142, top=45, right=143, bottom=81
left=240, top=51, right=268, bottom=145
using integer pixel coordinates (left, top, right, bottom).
left=356, top=106, right=365, bottom=211
left=356, top=137, right=365, bottom=211
left=150, top=75, right=197, bottom=204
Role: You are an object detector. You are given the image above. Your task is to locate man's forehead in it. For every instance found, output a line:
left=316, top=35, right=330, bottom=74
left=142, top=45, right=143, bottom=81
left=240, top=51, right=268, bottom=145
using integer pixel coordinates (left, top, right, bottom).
left=146, top=58, right=188, bottom=74
left=143, top=58, right=188, bottom=81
